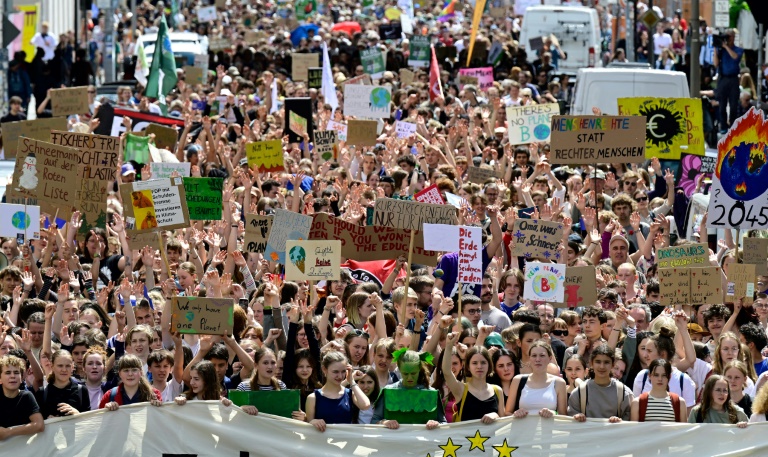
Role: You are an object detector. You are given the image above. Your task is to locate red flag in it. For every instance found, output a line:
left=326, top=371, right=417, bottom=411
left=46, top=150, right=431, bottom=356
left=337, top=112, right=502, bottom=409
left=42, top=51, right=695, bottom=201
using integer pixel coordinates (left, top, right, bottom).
left=429, top=45, right=443, bottom=102
left=342, top=259, right=406, bottom=289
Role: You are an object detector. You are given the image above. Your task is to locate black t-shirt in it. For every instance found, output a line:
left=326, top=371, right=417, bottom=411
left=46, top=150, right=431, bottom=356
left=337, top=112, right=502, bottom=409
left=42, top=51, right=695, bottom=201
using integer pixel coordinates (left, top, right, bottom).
left=0, top=389, right=40, bottom=427
left=36, top=381, right=91, bottom=419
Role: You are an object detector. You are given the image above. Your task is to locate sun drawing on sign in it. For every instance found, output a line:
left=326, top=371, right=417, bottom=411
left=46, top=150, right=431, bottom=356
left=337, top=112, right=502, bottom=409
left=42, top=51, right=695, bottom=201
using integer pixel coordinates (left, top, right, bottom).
left=638, top=99, right=685, bottom=149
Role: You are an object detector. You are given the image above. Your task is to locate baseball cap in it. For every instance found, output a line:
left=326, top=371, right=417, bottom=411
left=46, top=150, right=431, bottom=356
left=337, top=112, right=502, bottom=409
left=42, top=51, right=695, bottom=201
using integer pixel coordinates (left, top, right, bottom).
left=688, top=323, right=709, bottom=335
left=589, top=169, right=606, bottom=180
left=484, top=332, right=504, bottom=349
left=121, top=163, right=136, bottom=176
left=609, top=234, right=629, bottom=248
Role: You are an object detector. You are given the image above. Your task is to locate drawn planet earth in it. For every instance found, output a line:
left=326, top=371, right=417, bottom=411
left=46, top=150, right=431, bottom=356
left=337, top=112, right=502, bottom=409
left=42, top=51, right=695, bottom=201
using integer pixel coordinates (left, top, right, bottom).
left=718, top=141, right=768, bottom=200
left=289, top=245, right=307, bottom=273
left=370, top=87, right=391, bottom=109
left=11, top=211, right=30, bottom=230
left=534, top=124, right=550, bottom=140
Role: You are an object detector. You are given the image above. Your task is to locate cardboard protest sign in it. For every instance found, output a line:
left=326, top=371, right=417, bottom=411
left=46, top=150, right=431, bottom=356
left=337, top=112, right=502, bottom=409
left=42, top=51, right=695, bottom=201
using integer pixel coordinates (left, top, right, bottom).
left=184, top=66, right=204, bottom=85
left=2, top=117, right=67, bottom=159
left=343, top=85, right=391, bottom=118
left=0, top=204, right=40, bottom=240
left=50, top=130, right=120, bottom=233
left=283, top=98, right=313, bottom=143
left=549, top=116, right=646, bottom=165
left=399, top=69, right=415, bottom=85
left=120, top=177, right=190, bottom=232
left=50, top=87, right=89, bottom=116
left=658, top=268, right=691, bottom=306
left=285, top=240, right=342, bottom=280
left=208, top=37, right=230, bottom=52
left=510, top=219, right=564, bottom=261
left=395, top=121, right=417, bottom=139
left=171, top=297, right=234, bottom=335
left=678, top=152, right=717, bottom=198
left=264, top=209, right=313, bottom=264
left=183, top=177, right=223, bottom=220
left=245, top=214, right=272, bottom=253
left=408, top=36, right=430, bottom=67
left=289, top=111, right=308, bottom=136
left=506, top=103, right=559, bottom=145
left=292, top=53, right=319, bottom=81
left=307, top=67, right=322, bottom=89
left=458, top=226, right=482, bottom=285
left=246, top=140, right=284, bottom=172
left=313, top=130, right=338, bottom=161
left=197, top=5, right=217, bottom=22
left=150, top=162, right=191, bottom=179
left=467, top=166, right=500, bottom=184
left=11, top=138, right=79, bottom=213
left=656, top=243, right=709, bottom=269
left=708, top=108, right=768, bottom=230
left=458, top=67, right=493, bottom=90
left=524, top=262, right=566, bottom=302
left=458, top=75, right=478, bottom=87
left=126, top=231, right=161, bottom=251
left=414, top=184, right=445, bottom=205
left=309, top=213, right=438, bottom=265
left=373, top=198, right=458, bottom=230
left=744, top=238, right=768, bottom=276
left=360, top=48, right=386, bottom=79
left=690, top=267, right=723, bottom=305
left=346, top=120, right=378, bottom=146
left=343, top=73, right=373, bottom=86
left=228, top=390, right=300, bottom=418
left=558, top=266, right=597, bottom=308
left=726, top=263, right=757, bottom=304
left=490, top=6, right=506, bottom=17
left=327, top=120, right=348, bottom=142
left=146, top=124, right=178, bottom=151
left=617, top=97, right=705, bottom=159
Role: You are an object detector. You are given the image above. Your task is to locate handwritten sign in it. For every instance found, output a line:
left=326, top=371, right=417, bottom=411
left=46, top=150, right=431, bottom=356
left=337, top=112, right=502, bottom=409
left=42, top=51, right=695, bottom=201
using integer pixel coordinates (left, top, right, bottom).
left=11, top=138, right=79, bottom=213
left=245, top=214, right=272, bottom=253
left=467, top=166, right=500, bottom=184
left=658, top=268, right=691, bottom=306
left=264, top=209, right=312, bottom=264
left=289, top=112, right=307, bottom=136
left=50, top=87, right=89, bottom=116
left=399, top=69, right=415, bottom=85
left=285, top=240, right=341, bottom=280
left=510, top=219, right=564, bottom=261
left=414, top=184, right=445, bottom=205
left=245, top=140, right=284, bottom=172
left=549, top=116, right=646, bottom=165
left=458, top=67, right=493, bottom=90
left=744, top=238, right=768, bottom=276
left=292, top=53, right=319, bottom=82
left=307, top=67, right=322, bottom=89
left=690, top=267, right=723, bottom=305
left=184, top=66, right=204, bottom=85
left=344, top=85, right=391, bottom=119
left=656, top=243, right=709, bottom=269
left=172, top=297, right=234, bottom=335
left=373, top=198, right=458, bottom=230
left=310, top=213, right=437, bottom=264
left=327, top=120, right=348, bottom=142
left=618, top=97, right=705, bottom=159
left=126, top=231, right=161, bottom=251
left=524, top=262, right=566, bottom=303
left=727, top=263, right=756, bottom=305
left=183, top=177, right=223, bottom=220
left=147, top=124, right=178, bottom=151
left=346, top=120, right=378, bottom=146
left=458, top=75, right=479, bottom=87
left=395, top=121, right=417, bottom=139
left=2, top=117, right=67, bottom=159
left=507, top=103, right=559, bottom=145
left=150, top=162, right=191, bottom=179
left=558, top=266, right=597, bottom=308
left=120, top=177, right=190, bottom=232
left=458, top=226, right=482, bottom=285
left=197, top=5, right=217, bottom=22
left=313, top=130, right=338, bottom=161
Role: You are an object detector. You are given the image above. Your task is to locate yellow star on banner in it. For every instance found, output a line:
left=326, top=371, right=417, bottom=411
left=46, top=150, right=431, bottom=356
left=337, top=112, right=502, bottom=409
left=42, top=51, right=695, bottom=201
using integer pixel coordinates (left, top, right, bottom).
left=492, top=439, right=518, bottom=457
left=439, top=437, right=463, bottom=457
left=466, top=430, right=490, bottom=452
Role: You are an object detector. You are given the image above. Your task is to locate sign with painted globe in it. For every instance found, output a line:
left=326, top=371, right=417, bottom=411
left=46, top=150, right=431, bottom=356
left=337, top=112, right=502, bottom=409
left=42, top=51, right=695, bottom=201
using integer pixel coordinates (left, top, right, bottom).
left=344, top=85, right=392, bottom=118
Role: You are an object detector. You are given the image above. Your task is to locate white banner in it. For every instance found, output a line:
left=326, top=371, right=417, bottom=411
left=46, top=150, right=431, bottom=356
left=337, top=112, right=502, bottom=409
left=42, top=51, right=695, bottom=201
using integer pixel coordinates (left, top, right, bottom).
left=6, top=401, right=768, bottom=456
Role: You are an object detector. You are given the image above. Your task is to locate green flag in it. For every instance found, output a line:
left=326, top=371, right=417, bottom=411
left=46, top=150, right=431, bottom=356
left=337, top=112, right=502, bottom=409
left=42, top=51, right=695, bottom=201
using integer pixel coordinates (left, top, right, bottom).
left=145, top=15, right=177, bottom=115
left=124, top=134, right=150, bottom=164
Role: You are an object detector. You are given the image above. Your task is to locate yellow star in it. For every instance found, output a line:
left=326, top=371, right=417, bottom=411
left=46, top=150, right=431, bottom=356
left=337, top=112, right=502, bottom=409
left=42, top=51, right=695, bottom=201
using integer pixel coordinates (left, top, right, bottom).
left=439, top=437, right=463, bottom=457
left=466, top=430, right=490, bottom=452
left=492, top=439, right=518, bottom=457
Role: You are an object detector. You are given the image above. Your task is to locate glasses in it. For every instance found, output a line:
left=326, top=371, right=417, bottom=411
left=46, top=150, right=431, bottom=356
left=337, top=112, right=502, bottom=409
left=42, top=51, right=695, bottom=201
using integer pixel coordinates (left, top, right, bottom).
left=625, top=181, right=638, bottom=187
left=465, top=308, right=482, bottom=315
left=635, top=196, right=648, bottom=202
left=350, top=329, right=370, bottom=339
left=755, top=304, right=768, bottom=309
left=551, top=329, right=569, bottom=337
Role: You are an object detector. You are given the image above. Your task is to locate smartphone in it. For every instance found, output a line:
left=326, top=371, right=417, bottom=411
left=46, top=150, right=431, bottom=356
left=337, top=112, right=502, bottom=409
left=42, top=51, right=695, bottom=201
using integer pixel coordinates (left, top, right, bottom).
left=239, top=298, right=249, bottom=310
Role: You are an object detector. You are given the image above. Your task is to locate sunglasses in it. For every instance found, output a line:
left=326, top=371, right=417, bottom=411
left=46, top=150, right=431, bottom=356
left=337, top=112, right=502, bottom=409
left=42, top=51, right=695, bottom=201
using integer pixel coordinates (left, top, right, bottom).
left=551, top=329, right=569, bottom=337
left=635, top=196, right=648, bottom=202
left=350, top=329, right=370, bottom=339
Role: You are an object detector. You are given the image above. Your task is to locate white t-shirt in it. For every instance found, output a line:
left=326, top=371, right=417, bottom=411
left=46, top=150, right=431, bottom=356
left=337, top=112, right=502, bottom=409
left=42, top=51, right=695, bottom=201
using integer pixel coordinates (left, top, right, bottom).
left=653, top=33, right=672, bottom=55
left=31, top=32, right=57, bottom=61
left=686, top=359, right=756, bottom=399
left=633, top=367, right=696, bottom=407
left=160, top=377, right=185, bottom=403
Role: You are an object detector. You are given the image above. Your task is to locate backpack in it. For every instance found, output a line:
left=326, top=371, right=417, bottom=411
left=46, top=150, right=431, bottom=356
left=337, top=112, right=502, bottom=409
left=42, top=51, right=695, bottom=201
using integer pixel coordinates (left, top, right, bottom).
left=577, top=380, right=626, bottom=418
left=642, top=370, right=685, bottom=396
left=638, top=392, right=682, bottom=422
left=44, top=382, right=89, bottom=413
left=456, top=383, right=504, bottom=422
left=108, top=386, right=120, bottom=403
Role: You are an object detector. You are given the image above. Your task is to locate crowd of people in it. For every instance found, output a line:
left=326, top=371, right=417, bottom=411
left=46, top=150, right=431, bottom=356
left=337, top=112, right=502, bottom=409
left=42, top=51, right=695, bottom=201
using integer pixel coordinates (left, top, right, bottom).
left=2, top=0, right=768, bottom=449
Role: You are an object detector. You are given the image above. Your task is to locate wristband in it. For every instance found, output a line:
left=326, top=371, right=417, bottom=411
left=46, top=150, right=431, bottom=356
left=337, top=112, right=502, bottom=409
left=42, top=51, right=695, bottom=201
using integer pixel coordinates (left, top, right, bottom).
left=349, top=381, right=358, bottom=388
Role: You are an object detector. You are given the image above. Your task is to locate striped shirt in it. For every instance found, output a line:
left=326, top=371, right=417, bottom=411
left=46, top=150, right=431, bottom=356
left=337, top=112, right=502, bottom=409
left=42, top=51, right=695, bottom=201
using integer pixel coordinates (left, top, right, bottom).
left=644, top=394, right=677, bottom=422
left=236, top=380, right=287, bottom=391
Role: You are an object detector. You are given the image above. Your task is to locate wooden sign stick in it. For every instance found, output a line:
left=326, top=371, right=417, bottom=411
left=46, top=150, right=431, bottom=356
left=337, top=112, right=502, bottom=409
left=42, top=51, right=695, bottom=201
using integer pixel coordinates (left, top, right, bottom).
left=401, top=228, right=416, bottom=325
left=158, top=232, right=173, bottom=279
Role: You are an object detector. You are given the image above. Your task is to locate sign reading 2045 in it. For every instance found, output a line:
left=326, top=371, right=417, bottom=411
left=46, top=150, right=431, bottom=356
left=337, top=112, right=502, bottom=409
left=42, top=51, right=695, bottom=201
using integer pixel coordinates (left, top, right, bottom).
left=708, top=108, right=768, bottom=229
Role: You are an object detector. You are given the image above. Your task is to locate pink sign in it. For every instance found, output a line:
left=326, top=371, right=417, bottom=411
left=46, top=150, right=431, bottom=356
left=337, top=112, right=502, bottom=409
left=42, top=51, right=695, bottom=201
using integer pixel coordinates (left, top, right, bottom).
left=414, top=184, right=445, bottom=205
left=458, top=67, right=494, bottom=90
left=457, top=226, right=482, bottom=285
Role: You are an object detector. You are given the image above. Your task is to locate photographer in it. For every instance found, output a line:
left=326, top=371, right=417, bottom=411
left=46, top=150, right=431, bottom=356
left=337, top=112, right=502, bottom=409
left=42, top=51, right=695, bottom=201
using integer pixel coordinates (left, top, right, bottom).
left=713, top=29, right=744, bottom=132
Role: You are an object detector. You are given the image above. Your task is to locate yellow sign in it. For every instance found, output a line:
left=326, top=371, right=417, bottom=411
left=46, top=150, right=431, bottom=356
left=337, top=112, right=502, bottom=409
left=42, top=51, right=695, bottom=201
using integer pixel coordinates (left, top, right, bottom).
left=18, top=5, right=38, bottom=63
left=245, top=140, right=284, bottom=172
left=617, top=97, right=705, bottom=160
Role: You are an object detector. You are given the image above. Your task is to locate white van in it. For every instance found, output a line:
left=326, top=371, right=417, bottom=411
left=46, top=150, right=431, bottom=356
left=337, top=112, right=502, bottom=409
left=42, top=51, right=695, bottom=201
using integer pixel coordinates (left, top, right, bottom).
left=138, top=32, right=204, bottom=68
left=570, top=68, right=691, bottom=115
left=519, top=6, right=602, bottom=73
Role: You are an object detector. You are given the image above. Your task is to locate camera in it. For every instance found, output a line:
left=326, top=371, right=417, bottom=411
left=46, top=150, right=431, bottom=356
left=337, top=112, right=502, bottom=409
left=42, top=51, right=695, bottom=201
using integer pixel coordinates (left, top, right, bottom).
left=711, top=34, right=724, bottom=49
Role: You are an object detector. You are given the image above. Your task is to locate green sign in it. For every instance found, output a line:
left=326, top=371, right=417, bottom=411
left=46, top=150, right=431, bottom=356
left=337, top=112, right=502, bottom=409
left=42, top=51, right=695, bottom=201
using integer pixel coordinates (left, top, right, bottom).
left=361, top=48, right=386, bottom=79
left=408, top=36, right=431, bottom=68
left=183, top=177, right=223, bottom=220
left=382, top=388, right=439, bottom=424
left=228, top=390, right=301, bottom=418
left=295, top=0, right=316, bottom=20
